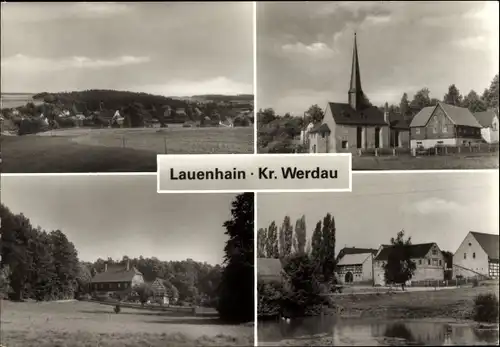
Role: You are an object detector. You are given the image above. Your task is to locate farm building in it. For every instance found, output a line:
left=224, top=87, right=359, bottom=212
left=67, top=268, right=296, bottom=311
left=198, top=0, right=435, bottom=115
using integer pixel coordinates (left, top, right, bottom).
left=149, top=278, right=170, bottom=305
left=90, top=260, right=144, bottom=297
left=409, top=102, right=483, bottom=149
left=452, top=231, right=499, bottom=280
left=257, top=258, right=283, bottom=283
left=373, top=243, right=445, bottom=286
left=306, top=33, right=390, bottom=153
left=473, top=110, right=499, bottom=144
left=335, top=247, right=378, bottom=284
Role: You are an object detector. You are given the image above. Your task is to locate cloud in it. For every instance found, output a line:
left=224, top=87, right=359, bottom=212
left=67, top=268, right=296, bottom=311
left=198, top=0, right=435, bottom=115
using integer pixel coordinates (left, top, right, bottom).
left=1, top=2, right=132, bottom=23
left=402, top=197, right=462, bottom=215
left=452, top=36, right=488, bottom=50
left=364, top=14, right=391, bottom=25
left=1, top=54, right=151, bottom=72
left=282, top=42, right=336, bottom=58
left=136, top=77, right=253, bottom=97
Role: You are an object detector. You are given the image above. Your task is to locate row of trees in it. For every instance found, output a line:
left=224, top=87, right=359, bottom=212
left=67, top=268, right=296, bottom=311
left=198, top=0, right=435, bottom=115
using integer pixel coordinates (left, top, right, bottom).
left=0, top=192, right=254, bottom=324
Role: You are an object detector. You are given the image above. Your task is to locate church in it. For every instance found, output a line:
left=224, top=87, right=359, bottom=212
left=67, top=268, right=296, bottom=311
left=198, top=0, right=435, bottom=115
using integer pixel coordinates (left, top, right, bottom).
left=305, top=33, right=390, bottom=153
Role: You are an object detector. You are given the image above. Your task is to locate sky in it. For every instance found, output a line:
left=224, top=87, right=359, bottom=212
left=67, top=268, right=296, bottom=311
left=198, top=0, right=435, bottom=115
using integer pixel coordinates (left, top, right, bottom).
left=1, top=175, right=238, bottom=265
left=257, top=1, right=499, bottom=115
left=0, top=2, right=253, bottom=96
left=258, top=171, right=499, bottom=254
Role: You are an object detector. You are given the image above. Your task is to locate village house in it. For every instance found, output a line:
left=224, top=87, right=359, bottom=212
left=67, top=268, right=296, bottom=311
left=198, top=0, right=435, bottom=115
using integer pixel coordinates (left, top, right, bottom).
left=409, top=102, right=483, bottom=149
left=305, top=33, right=391, bottom=153
left=149, top=278, right=170, bottom=305
left=388, top=112, right=411, bottom=148
left=335, top=247, right=378, bottom=284
left=90, top=261, right=144, bottom=298
left=373, top=243, right=445, bottom=286
left=257, top=258, right=283, bottom=284
left=473, top=110, right=499, bottom=144
left=452, top=231, right=499, bottom=280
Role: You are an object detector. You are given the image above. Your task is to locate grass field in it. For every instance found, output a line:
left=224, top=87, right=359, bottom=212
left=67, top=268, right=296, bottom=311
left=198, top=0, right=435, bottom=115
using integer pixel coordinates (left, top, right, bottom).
left=0, top=126, right=253, bottom=173
left=0, top=300, right=254, bottom=347
left=352, top=152, right=499, bottom=170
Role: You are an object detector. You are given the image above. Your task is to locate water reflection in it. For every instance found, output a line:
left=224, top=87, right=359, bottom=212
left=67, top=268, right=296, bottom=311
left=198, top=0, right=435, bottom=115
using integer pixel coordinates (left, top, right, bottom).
left=258, top=316, right=499, bottom=346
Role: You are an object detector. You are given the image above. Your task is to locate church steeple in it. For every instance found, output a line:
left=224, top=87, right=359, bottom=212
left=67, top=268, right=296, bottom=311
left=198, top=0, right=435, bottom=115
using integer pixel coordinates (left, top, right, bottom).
left=348, top=32, right=363, bottom=111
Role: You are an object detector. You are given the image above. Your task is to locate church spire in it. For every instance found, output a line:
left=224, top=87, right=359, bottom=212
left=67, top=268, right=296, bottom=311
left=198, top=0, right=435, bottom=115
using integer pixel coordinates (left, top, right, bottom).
left=348, top=32, right=363, bottom=111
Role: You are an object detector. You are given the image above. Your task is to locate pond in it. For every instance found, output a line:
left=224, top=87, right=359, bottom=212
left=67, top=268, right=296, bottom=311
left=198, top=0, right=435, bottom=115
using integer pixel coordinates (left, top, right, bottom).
left=258, top=316, right=499, bottom=346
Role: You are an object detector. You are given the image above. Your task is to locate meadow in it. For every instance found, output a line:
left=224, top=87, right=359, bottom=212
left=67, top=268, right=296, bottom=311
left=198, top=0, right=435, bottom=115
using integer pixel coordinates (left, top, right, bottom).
left=0, top=126, right=254, bottom=173
left=0, top=300, right=254, bottom=347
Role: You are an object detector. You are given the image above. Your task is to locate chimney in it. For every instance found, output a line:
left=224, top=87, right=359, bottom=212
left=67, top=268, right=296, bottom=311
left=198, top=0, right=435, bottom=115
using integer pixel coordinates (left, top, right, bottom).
left=126, top=259, right=130, bottom=271
left=104, top=262, right=108, bottom=272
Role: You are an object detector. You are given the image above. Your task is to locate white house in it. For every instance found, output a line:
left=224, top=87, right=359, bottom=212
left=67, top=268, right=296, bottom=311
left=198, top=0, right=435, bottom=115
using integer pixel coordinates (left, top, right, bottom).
left=473, top=110, right=499, bottom=144
left=335, top=247, right=377, bottom=284
left=452, top=231, right=499, bottom=280
left=373, top=243, right=445, bottom=286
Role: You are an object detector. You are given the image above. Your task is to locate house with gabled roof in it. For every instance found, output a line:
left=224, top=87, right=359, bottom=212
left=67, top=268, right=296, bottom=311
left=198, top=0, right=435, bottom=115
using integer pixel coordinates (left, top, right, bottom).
left=409, top=102, right=483, bottom=149
left=257, top=258, right=283, bottom=284
left=473, top=110, right=499, bottom=144
left=306, top=33, right=391, bottom=153
left=90, top=260, right=144, bottom=298
left=453, top=231, right=499, bottom=280
left=336, top=247, right=378, bottom=284
left=373, top=242, right=445, bottom=286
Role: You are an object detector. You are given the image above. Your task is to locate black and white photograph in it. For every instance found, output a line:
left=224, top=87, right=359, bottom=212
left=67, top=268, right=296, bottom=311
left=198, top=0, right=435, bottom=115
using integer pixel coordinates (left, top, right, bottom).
left=0, top=2, right=254, bottom=173
left=0, top=176, right=255, bottom=347
left=257, top=171, right=499, bottom=346
left=256, top=1, right=499, bottom=170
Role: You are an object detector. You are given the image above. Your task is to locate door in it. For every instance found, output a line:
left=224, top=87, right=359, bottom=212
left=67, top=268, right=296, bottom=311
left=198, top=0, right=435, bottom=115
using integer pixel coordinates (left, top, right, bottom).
left=345, top=271, right=353, bottom=283
left=375, top=127, right=380, bottom=148
left=357, top=127, right=362, bottom=148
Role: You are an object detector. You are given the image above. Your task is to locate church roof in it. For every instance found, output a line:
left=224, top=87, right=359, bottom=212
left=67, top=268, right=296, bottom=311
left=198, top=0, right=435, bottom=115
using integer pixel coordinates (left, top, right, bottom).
left=349, top=32, right=362, bottom=96
left=326, top=102, right=388, bottom=126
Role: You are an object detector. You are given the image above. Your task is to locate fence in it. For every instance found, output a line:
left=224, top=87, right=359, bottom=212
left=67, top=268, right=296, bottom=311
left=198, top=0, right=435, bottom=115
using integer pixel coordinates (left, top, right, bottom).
left=409, top=277, right=483, bottom=288
left=336, top=143, right=499, bottom=157
left=85, top=298, right=198, bottom=314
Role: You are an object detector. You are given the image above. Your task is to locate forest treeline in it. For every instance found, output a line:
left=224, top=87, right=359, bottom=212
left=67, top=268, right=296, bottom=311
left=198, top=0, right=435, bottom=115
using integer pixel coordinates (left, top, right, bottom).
left=0, top=192, right=254, bottom=323
left=258, top=74, right=499, bottom=153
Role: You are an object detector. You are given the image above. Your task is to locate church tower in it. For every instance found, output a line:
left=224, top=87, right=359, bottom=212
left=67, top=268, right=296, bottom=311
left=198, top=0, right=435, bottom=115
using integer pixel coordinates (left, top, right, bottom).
left=348, top=33, right=364, bottom=111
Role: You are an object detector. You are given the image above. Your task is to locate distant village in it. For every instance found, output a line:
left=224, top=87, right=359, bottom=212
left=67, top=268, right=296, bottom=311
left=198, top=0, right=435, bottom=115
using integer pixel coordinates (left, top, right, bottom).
left=259, top=230, right=499, bottom=287
left=0, top=91, right=254, bottom=135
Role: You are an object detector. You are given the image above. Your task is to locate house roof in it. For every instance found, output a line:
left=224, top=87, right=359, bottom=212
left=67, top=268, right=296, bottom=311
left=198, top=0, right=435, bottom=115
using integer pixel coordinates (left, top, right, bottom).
left=257, top=258, right=282, bottom=278
left=308, top=123, right=331, bottom=134
left=374, top=243, right=437, bottom=261
left=337, top=247, right=378, bottom=258
left=326, top=102, right=388, bottom=126
left=91, top=264, right=142, bottom=283
left=473, top=110, right=497, bottom=128
left=410, top=103, right=482, bottom=128
left=337, top=253, right=372, bottom=266
left=470, top=231, right=499, bottom=261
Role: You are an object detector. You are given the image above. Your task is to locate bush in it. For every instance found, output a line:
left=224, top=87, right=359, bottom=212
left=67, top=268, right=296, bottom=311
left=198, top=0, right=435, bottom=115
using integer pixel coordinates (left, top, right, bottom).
left=473, top=293, right=499, bottom=323
left=258, top=281, right=283, bottom=317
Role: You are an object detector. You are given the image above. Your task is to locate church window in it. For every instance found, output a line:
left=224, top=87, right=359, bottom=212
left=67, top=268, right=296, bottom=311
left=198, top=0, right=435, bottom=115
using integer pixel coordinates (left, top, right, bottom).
left=342, top=141, right=348, bottom=148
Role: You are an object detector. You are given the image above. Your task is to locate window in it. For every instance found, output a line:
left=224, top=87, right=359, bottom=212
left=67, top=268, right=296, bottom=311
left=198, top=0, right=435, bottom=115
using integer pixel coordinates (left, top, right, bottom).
left=124, top=283, right=129, bottom=288
left=415, top=128, right=421, bottom=135
left=442, top=125, right=447, bottom=133
left=428, top=259, right=431, bottom=265
left=432, top=249, right=437, bottom=255
left=468, top=242, right=472, bottom=246
left=493, top=122, right=497, bottom=131
left=439, top=260, right=442, bottom=266
left=342, top=140, right=348, bottom=149
left=321, top=133, right=325, bottom=139
left=313, top=144, right=317, bottom=153
left=473, top=252, right=476, bottom=259
left=464, top=253, right=467, bottom=259
left=418, top=260, right=422, bottom=265
left=118, top=283, right=121, bottom=288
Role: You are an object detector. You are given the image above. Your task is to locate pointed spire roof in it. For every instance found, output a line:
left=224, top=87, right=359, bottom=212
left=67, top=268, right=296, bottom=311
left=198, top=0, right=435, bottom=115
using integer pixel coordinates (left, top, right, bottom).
left=349, top=32, right=362, bottom=94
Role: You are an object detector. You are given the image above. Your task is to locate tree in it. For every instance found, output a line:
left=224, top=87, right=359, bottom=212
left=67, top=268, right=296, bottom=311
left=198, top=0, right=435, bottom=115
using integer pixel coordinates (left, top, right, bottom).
left=135, top=283, right=154, bottom=306
left=217, top=193, right=254, bottom=323
left=321, top=213, right=336, bottom=283
left=410, top=88, right=432, bottom=113
left=482, top=74, right=499, bottom=112
left=257, top=228, right=267, bottom=258
left=265, top=221, right=279, bottom=258
left=399, top=93, right=410, bottom=118
left=462, top=90, right=487, bottom=113
left=443, top=84, right=463, bottom=106
left=279, top=216, right=293, bottom=259
left=305, top=104, right=324, bottom=124
left=0, top=265, right=12, bottom=298
left=310, top=221, right=323, bottom=273
left=258, top=108, right=277, bottom=126
left=383, top=230, right=416, bottom=291
left=50, top=230, right=79, bottom=299
left=293, top=215, right=307, bottom=255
